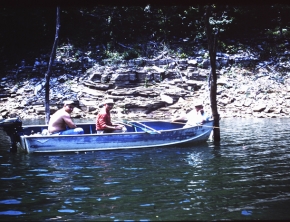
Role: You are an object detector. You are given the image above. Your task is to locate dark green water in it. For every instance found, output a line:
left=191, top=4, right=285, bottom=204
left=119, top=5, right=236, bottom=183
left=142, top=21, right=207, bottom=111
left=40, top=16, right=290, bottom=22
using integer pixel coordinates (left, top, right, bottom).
left=0, top=118, right=290, bottom=221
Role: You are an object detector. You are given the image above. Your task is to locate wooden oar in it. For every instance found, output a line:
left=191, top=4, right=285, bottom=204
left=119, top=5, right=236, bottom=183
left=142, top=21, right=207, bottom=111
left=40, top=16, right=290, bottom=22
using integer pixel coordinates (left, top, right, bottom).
left=123, top=121, right=160, bottom=134
left=133, top=121, right=161, bottom=134
left=114, top=121, right=132, bottom=127
left=171, top=121, right=220, bottom=129
left=201, top=125, right=220, bottom=129
left=115, top=120, right=151, bottom=133
left=170, top=121, right=186, bottom=125
left=129, top=122, right=158, bottom=134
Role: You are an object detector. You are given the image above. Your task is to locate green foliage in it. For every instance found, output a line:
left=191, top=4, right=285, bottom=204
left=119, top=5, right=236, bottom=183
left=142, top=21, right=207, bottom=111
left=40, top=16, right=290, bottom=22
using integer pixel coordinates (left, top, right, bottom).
left=123, top=50, right=139, bottom=60
left=65, top=80, right=73, bottom=91
left=102, top=49, right=139, bottom=62
left=175, top=47, right=188, bottom=58
left=144, top=78, right=148, bottom=88
left=55, top=44, right=91, bottom=67
left=178, top=53, right=187, bottom=59
left=227, top=45, right=238, bottom=54
left=3, top=4, right=290, bottom=67
left=203, top=52, right=209, bottom=59
left=104, top=50, right=123, bottom=60
left=265, top=28, right=290, bottom=38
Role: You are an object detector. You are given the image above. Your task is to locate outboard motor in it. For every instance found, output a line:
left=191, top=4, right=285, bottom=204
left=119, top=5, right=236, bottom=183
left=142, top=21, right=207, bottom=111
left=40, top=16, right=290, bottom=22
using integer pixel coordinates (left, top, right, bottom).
left=0, top=118, right=23, bottom=152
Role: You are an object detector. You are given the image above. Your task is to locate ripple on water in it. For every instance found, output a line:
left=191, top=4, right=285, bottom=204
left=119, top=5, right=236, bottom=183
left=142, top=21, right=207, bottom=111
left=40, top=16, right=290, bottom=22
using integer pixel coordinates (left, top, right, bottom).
left=0, top=210, right=25, bottom=215
left=0, top=199, right=21, bottom=204
left=109, top=196, right=121, bottom=200
left=140, top=203, right=154, bottom=207
left=73, top=187, right=90, bottom=191
left=40, top=192, right=59, bottom=196
left=241, top=210, right=253, bottom=216
left=0, top=118, right=290, bottom=221
left=28, top=169, right=48, bottom=172
left=104, top=182, right=120, bottom=184
left=58, top=209, right=76, bottom=213
left=1, top=176, right=22, bottom=180
left=132, top=189, right=143, bottom=192
left=36, top=173, right=66, bottom=177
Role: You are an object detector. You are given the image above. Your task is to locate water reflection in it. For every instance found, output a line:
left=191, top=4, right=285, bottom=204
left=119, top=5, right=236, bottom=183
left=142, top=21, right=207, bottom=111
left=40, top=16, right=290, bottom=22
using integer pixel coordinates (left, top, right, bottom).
left=0, top=199, right=21, bottom=204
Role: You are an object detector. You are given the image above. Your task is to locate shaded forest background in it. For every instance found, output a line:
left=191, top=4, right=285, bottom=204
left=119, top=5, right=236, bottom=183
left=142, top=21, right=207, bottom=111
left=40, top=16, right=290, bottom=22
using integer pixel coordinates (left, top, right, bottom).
left=1, top=3, right=290, bottom=72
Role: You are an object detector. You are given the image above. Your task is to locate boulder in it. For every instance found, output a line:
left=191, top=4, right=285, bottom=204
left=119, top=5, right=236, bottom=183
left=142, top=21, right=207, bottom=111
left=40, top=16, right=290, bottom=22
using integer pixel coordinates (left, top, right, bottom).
left=252, top=104, right=267, bottom=112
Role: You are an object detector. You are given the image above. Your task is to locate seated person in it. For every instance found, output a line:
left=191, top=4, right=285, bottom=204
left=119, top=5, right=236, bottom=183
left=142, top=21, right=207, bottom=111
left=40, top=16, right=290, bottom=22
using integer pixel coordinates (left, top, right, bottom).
left=48, top=100, right=84, bottom=135
left=172, top=101, right=211, bottom=127
left=96, top=99, right=127, bottom=134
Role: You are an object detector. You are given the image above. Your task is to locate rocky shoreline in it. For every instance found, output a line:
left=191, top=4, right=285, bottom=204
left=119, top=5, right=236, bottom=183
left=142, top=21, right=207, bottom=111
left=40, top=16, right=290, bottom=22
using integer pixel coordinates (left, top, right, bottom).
left=1, top=47, right=290, bottom=123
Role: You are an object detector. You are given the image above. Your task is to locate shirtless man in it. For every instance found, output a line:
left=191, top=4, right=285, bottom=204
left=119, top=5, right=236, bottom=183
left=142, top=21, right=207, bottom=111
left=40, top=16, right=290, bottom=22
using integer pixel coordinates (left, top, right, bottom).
left=48, top=100, right=84, bottom=135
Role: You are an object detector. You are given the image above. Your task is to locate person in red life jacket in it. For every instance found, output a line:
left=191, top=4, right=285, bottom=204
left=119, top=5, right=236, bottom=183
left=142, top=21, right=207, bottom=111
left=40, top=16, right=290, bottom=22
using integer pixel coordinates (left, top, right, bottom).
left=96, top=99, right=127, bottom=134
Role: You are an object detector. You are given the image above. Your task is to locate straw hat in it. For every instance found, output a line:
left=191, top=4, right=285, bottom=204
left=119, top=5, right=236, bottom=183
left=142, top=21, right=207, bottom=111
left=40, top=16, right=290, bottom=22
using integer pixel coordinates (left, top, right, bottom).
left=193, top=100, right=203, bottom=107
left=103, top=99, right=114, bottom=105
left=63, top=100, right=75, bottom=105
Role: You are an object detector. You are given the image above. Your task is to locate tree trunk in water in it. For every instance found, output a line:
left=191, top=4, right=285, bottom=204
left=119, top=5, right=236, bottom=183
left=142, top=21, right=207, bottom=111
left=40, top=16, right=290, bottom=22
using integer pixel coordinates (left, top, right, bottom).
left=204, top=6, right=221, bottom=142
left=45, top=6, right=60, bottom=124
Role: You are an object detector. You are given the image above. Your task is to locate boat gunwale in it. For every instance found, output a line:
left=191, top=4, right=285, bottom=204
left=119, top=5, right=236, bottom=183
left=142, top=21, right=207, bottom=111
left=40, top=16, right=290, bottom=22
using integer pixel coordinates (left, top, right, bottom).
left=20, top=121, right=212, bottom=139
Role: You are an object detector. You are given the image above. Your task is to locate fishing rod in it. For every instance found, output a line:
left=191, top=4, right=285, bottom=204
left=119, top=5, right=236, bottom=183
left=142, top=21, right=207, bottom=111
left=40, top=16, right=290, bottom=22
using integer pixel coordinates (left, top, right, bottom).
left=171, top=121, right=221, bottom=129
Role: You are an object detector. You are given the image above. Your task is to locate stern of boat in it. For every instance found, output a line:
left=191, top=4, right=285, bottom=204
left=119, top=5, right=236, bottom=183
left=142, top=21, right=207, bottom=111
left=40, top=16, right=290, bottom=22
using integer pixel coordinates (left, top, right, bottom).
left=0, top=118, right=23, bottom=152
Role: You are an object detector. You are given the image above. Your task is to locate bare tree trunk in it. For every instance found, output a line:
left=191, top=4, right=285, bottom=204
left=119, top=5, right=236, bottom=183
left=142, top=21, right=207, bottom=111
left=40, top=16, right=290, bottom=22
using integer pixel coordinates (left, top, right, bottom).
left=278, top=10, right=283, bottom=39
left=45, top=6, right=60, bottom=124
left=204, top=6, right=221, bottom=142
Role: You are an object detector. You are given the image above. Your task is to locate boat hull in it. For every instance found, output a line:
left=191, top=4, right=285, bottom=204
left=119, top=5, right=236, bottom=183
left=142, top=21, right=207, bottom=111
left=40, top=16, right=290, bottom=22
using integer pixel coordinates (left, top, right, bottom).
left=19, top=121, right=213, bottom=153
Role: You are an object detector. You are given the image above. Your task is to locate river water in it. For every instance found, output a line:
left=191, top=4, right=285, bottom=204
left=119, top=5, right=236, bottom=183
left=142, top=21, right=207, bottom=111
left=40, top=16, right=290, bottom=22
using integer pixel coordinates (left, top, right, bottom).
left=0, top=118, right=290, bottom=221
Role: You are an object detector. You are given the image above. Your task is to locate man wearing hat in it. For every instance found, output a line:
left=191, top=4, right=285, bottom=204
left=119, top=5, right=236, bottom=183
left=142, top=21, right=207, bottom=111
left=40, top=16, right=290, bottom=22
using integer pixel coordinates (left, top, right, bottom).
left=48, top=100, right=84, bottom=135
left=172, top=100, right=210, bottom=127
left=96, top=99, right=127, bottom=134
